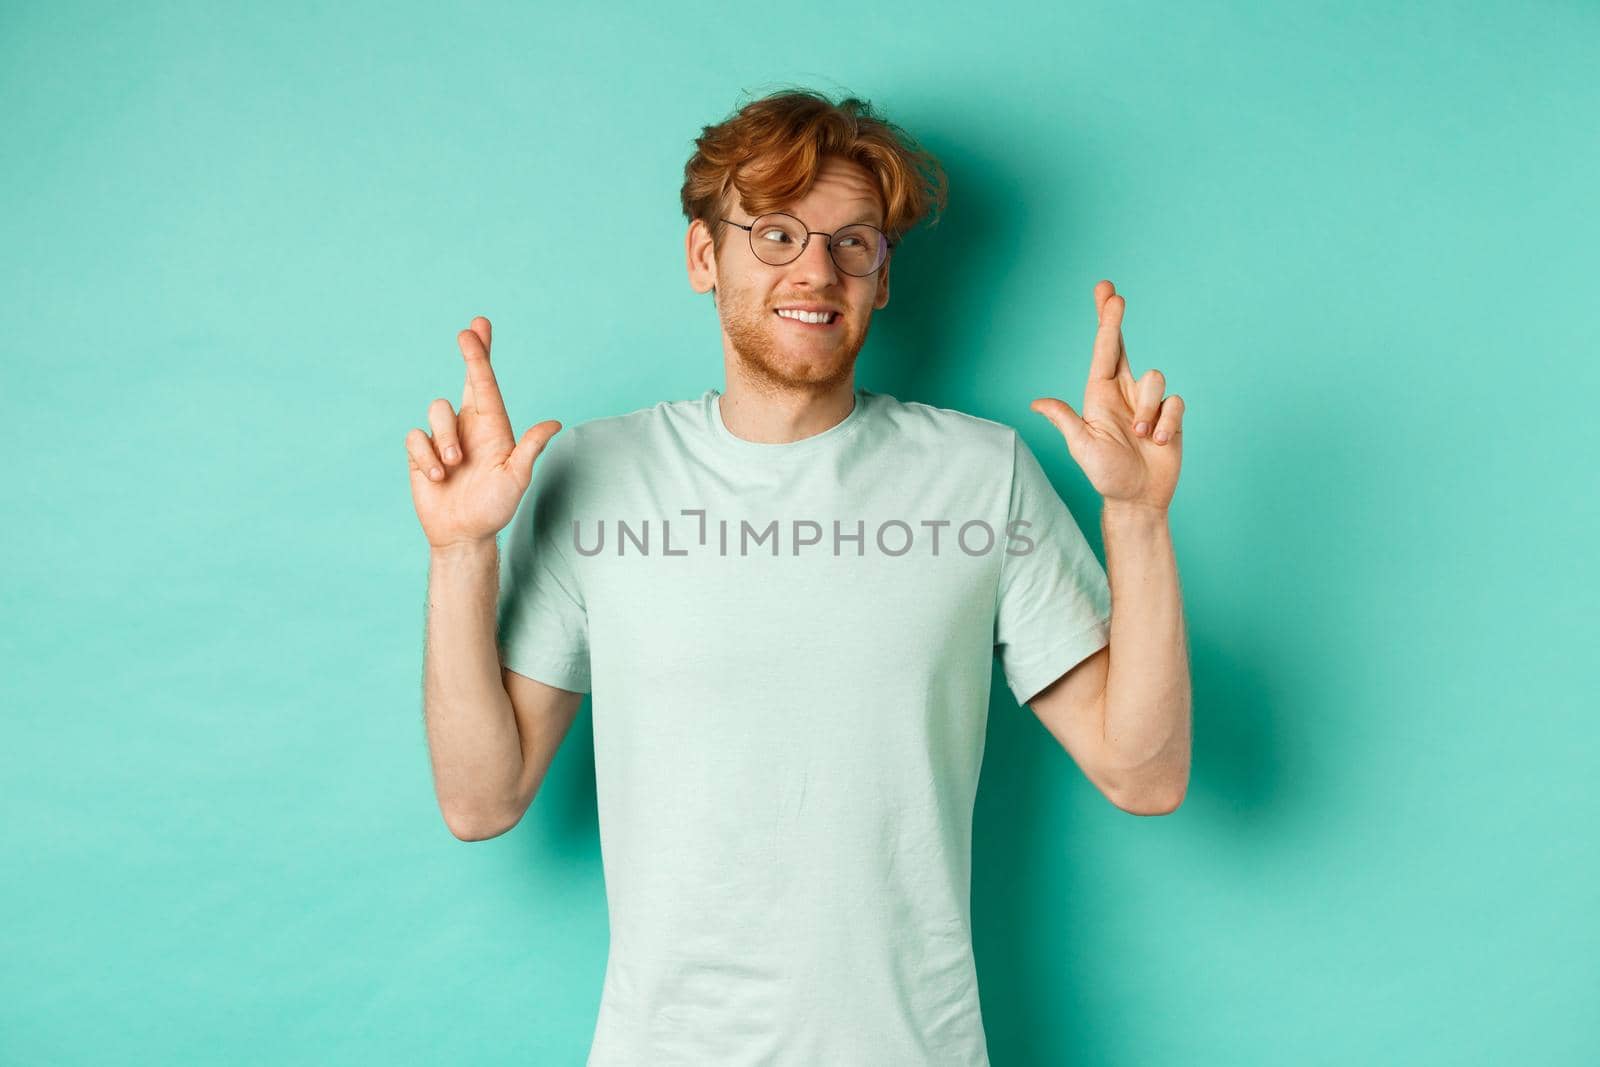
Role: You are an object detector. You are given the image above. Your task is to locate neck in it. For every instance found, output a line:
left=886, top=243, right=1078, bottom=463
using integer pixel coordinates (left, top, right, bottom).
left=717, top=368, right=857, bottom=444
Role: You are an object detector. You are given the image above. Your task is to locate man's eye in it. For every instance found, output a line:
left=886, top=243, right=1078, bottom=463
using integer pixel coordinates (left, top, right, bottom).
left=758, top=230, right=792, bottom=243
left=837, top=236, right=863, bottom=248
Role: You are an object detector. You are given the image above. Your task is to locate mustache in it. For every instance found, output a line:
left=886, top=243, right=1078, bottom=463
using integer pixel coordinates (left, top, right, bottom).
left=770, top=297, right=847, bottom=309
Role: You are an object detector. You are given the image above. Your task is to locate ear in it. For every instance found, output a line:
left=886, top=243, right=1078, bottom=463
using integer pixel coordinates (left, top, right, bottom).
left=687, top=219, right=718, bottom=295
left=873, top=257, right=891, bottom=311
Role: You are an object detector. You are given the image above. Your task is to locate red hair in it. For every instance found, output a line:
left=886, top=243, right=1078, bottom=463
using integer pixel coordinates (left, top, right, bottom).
left=680, top=87, right=948, bottom=258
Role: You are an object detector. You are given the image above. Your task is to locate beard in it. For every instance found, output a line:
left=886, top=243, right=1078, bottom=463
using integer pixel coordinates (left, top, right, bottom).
left=717, top=287, right=870, bottom=395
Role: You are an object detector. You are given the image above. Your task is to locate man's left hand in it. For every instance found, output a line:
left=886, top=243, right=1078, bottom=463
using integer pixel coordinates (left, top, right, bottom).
left=1030, top=280, right=1184, bottom=513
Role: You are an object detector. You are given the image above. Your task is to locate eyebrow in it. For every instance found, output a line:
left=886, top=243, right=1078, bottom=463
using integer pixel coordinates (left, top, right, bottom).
left=762, top=209, right=885, bottom=229
left=846, top=204, right=884, bottom=227
left=816, top=213, right=882, bottom=230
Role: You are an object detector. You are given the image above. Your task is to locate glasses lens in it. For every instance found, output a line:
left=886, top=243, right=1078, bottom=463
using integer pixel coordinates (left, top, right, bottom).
left=831, top=225, right=887, bottom=276
left=746, top=215, right=889, bottom=275
left=748, top=214, right=807, bottom=266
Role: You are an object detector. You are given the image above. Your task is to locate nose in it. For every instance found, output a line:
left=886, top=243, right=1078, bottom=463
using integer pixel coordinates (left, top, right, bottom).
left=786, top=232, right=842, bottom=286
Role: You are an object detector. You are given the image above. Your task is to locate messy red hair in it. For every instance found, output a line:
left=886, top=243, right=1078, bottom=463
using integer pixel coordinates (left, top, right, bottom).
left=680, top=87, right=948, bottom=260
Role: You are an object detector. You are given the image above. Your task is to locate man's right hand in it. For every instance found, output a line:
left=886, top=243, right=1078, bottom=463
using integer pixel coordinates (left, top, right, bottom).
left=406, top=316, right=563, bottom=551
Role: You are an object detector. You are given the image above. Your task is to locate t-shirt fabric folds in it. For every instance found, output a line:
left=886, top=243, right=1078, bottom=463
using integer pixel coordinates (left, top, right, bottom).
left=496, top=387, right=1111, bottom=1066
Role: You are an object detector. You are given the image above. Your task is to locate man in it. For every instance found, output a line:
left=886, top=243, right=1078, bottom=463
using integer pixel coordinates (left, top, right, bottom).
left=410, top=88, right=1191, bottom=1065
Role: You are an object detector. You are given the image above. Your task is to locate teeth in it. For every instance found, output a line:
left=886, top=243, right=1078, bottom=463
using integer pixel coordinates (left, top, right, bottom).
left=777, top=309, right=834, bottom=324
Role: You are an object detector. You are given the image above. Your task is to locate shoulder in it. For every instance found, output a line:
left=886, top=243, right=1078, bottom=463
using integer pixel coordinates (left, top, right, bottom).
left=863, top=390, right=1020, bottom=462
left=541, top=393, right=709, bottom=480
left=550, top=396, right=700, bottom=454
left=564, top=394, right=705, bottom=442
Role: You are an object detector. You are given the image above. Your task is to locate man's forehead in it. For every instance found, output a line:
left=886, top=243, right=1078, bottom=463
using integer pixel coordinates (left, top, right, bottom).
left=775, top=194, right=884, bottom=226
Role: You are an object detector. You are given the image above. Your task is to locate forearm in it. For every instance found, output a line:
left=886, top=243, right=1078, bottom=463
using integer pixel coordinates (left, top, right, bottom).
left=1099, top=502, right=1192, bottom=807
left=423, top=538, right=523, bottom=834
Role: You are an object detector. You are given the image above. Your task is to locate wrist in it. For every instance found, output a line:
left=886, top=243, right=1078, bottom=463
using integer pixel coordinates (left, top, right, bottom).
left=1101, top=498, right=1169, bottom=526
left=429, top=536, right=499, bottom=564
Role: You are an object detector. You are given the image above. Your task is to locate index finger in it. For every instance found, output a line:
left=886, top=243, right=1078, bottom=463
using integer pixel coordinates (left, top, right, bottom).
left=1090, top=282, right=1135, bottom=387
left=457, top=327, right=506, bottom=418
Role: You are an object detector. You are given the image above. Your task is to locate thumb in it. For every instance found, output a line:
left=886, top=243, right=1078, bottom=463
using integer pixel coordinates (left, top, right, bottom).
left=1029, top=397, right=1090, bottom=456
left=508, top=420, right=563, bottom=486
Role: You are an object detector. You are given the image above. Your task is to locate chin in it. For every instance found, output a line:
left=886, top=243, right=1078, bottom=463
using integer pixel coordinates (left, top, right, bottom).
left=742, top=347, right=856, bottom=390
left=723, top=310, right=866, bottom=389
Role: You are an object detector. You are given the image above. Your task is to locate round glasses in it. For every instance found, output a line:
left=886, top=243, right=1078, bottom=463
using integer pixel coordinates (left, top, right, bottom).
left=719, top=213, right=893, bottom=277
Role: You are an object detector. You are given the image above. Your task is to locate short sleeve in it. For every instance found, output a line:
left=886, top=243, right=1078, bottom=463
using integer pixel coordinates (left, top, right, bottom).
left=993, top=431, right=1112, bottom=706
left=495, top=427, right=592, bottom=693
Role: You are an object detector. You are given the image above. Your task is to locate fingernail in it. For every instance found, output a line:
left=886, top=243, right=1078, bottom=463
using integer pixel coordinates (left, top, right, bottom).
left=429, top=467, right=443, bottom=480
left=445, top=446, right=459, bottom=461
left=1136, top=421, right=1149, bottom=435
left=1155, top=430, right=1169, bottom=443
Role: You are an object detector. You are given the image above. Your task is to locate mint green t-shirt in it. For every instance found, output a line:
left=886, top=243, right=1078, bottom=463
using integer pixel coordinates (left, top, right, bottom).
left=496, top=386, right=1112, bottom=1065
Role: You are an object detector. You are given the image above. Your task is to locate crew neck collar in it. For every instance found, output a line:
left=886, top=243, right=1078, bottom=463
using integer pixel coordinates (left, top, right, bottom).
left=705, top=387, right=870, bottom=459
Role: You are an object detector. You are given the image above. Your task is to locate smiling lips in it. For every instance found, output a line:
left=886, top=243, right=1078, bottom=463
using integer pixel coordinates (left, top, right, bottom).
left=774, top=307, right=842, bottom=328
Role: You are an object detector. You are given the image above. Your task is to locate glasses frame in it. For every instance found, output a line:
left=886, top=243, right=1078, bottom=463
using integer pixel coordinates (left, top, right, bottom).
left=718, top=212, right=896, bottom=277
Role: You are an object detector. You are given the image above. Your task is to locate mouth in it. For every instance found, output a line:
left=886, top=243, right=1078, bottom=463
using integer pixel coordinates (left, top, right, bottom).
left=773, top=308, right=843, bottom=329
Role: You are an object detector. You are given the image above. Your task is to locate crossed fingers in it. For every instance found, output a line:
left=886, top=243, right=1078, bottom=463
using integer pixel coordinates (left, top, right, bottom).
left=1092, top=280, right=1183, bottom=445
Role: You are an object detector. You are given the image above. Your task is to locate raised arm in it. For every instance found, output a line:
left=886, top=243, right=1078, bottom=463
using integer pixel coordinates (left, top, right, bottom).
left=408, top=315, right=573, bottom=840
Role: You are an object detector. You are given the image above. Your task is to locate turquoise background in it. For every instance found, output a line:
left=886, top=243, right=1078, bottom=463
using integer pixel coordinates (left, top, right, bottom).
left=4, top=1, right=1596, bottom=1063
